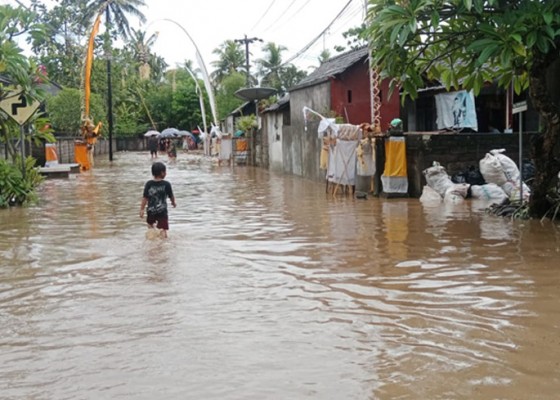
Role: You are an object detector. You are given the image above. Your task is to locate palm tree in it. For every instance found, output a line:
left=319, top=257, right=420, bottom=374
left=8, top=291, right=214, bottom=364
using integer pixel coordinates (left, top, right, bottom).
left=85, top=0, right=146, bottom=39
left=255, top=42, right=286, bottom=92
left=211, top=40, right=244, bottom=87
left=84, top=0, right=147, bottom=160
left=280, top=65, right=307, bottom=92
left=129, top=28, right=158, bottom=80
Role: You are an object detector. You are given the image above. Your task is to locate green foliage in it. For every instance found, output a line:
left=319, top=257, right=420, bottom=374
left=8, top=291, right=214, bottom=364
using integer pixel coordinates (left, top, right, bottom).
left=236, top=115, right=257, bottom=132
left=256, top=42, right=287, bottom=92
left=143, top=69, right=210, bottom=131
left=84, top=0, right=147, bottom=41
left=46, top=88, right=105, bottom=135
left=115, top=102, right=148, bottom=136
left=211, top=40, right=245, bottom=86
left=254, top=42, right=307, bottom=94
left=334, top=23, right=367, bottom=53
left=365, top=0, right=560, bottom=99
left=281, top=64, right=307, bottom=90
left=0, top=5, right=37, bottom=89
left=0, top=156, right=43, bottom=208
left=215, top=71, right=245, bottom=120
left=28, top=0, right=91, bottom=87
left=365, top=0, right=560, bottom=217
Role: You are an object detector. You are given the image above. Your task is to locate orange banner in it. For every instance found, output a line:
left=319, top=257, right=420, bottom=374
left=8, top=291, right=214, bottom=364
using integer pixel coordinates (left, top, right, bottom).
left=84, top=12, right=102, bottom=118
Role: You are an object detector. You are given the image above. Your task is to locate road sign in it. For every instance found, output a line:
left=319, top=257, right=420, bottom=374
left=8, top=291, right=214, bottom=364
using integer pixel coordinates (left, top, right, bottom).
left=512, top=100, right=527, bottom=114
left=0, top=90, right=40, bottom=125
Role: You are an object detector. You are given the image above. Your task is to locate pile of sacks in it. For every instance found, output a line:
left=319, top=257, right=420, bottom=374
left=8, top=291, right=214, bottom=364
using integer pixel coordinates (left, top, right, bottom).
left=420, top=149, right=531, bottom=204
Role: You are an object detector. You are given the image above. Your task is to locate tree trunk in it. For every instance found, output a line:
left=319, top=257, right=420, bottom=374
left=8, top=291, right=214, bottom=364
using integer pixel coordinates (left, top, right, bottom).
left=527, top=50, right=560, bottom=218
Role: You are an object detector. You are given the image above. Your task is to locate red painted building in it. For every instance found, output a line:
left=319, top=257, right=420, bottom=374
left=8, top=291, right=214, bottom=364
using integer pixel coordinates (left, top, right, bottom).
left=289, top=46, right=400, bottom=130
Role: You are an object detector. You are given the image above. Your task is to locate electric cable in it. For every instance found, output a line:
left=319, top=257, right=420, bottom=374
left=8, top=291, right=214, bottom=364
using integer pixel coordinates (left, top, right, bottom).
left=250, top=0, right=277, bottom=32
left=278, top=0, right=354, bottom=68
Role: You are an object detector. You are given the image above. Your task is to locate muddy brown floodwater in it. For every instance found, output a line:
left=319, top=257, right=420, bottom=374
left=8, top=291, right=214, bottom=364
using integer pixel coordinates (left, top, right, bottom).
left=1, top=151, right=559, bottom=399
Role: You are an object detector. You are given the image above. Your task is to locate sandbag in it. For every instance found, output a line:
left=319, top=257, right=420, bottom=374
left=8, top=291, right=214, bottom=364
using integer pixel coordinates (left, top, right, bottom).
left=423, top=162, right=454, bottom=197
left=443, top=183, right=470, bottom=204
left=502, top=180, right=531, bottom=202
left=470, top=183, right=509, bottom=203
left=479, top=153, right=507, bottom=186
left=489, top=149, right=520, bottom=181
left=420, top=185, right=442, bottom=203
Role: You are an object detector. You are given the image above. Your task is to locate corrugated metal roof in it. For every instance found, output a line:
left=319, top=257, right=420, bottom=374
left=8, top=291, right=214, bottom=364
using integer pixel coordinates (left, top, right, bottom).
left=289, top=47, right=369, bottom=91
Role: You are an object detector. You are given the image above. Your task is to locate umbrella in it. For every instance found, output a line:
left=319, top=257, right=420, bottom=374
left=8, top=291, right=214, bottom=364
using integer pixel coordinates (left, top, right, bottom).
left=144, top=130, right=159, bottom=137
left=159, top=128, right=180, bottom=138
left=178, top=130, right=194, bottom=138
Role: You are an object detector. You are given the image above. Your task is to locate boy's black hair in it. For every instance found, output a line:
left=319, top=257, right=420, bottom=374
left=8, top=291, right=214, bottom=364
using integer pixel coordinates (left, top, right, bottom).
left=151, top=161, right=166, bottom=177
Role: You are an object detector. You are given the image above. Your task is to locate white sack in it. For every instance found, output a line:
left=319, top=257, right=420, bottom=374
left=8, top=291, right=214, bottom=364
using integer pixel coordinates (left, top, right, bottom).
left=502, top=180, right=531, bottom=202
left=479, top=153, right=508, bottom=186
left=489, top=149, right=520, bottom=181
left=423, top=162, right=454, bottom=197
left=470, top=183, right=508, bottom=203
left=419, top=185, right=442, bottom=203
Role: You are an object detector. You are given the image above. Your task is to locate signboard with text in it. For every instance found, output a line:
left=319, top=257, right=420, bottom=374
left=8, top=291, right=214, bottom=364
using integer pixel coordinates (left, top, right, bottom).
left=512, top=100, right=528, bottom=114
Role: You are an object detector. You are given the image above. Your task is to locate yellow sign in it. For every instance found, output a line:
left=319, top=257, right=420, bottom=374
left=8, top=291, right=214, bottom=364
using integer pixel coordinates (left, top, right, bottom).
left=0, top=91, right=40, bottom=125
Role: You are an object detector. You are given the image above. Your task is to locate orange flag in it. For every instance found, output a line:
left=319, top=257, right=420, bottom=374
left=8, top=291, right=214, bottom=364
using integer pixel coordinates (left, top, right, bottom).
left=84, top=12, right=102, bottom=118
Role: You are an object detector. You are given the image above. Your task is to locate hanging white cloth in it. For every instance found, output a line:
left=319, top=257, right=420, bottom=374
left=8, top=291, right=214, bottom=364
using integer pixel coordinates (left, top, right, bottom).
left=435, top=90, right=478, bottom=131
left=328, top=139, right=358, bottom=186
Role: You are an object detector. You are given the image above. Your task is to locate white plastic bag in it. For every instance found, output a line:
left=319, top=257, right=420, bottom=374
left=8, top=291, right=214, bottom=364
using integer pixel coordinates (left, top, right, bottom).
left=479, top=153, right=508, bottom=186
left=420, top=185, right=442, bottom=203
left=470, top=183, right=508, bottom=203
left=443, top=183, right=470, bottom=204
left=490, top=149, right=520, bottom=181
left=423, top=162, right=454, bottom=197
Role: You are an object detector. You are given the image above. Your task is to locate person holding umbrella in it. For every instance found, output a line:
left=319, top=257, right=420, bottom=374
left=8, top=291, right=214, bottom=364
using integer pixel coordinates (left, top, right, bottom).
left=148, top=135, right=158, bottom=158
left=144, top=130, right=160, bottom=159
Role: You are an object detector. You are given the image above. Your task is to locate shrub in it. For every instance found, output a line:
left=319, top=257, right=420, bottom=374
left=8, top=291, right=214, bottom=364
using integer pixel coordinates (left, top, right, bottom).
left=0, top=157, right=44, bottom=208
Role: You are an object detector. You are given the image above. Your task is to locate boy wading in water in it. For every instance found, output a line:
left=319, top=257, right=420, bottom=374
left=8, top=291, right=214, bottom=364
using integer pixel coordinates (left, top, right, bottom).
left=140, top=162, right=176, bottom=238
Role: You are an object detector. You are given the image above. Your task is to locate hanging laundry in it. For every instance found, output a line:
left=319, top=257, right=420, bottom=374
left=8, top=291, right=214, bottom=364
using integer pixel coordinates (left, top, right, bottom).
left=435, top=90, right=478, bottom=131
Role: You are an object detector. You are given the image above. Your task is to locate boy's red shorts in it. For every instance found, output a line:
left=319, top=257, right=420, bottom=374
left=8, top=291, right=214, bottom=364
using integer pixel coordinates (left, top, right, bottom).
left=147, top=214, right=169, bottom=230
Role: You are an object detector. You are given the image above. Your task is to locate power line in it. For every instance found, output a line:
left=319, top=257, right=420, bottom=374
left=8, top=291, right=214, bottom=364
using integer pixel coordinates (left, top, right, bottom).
left=278, top=0, right=313, bottom=31
left=279, top=0, right=354, bottom=68
left=250, top=0, right=277, bottom=32
left=326, top=5, right=363, bottom=38
left=259, top=0, right=299, bottom=34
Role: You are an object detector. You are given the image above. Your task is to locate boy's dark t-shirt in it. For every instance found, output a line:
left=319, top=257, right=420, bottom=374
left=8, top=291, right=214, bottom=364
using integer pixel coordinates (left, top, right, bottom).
left=143, top=180, right=173, bottom=217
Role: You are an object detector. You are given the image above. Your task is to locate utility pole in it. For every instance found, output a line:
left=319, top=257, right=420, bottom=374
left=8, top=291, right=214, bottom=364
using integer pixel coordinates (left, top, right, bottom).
left=234, top=35, right=263, bottom=87
left=106, top=6, right=114, bottom=162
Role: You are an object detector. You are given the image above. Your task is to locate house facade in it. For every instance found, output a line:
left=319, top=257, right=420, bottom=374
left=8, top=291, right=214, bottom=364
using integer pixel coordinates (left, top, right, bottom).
left=288, top=46, right=400, bottom=128
left=260, top=47, right=400, bottom=180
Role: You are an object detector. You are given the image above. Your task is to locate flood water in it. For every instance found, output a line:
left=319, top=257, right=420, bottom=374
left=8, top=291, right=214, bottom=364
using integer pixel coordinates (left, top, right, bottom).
left=1, top=151, right=559, bottom=399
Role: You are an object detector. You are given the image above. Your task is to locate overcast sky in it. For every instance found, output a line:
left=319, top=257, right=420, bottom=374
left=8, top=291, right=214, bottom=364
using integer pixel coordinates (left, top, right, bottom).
left=2, top=0, right=366, bottom=73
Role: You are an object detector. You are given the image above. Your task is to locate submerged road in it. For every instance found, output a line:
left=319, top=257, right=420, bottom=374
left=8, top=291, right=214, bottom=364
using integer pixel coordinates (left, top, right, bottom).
left=1, top=151, right=559, bottom=399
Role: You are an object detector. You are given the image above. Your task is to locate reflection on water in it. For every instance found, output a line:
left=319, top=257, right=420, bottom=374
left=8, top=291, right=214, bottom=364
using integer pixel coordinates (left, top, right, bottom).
left=1, top=152, right=560, bottom=399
